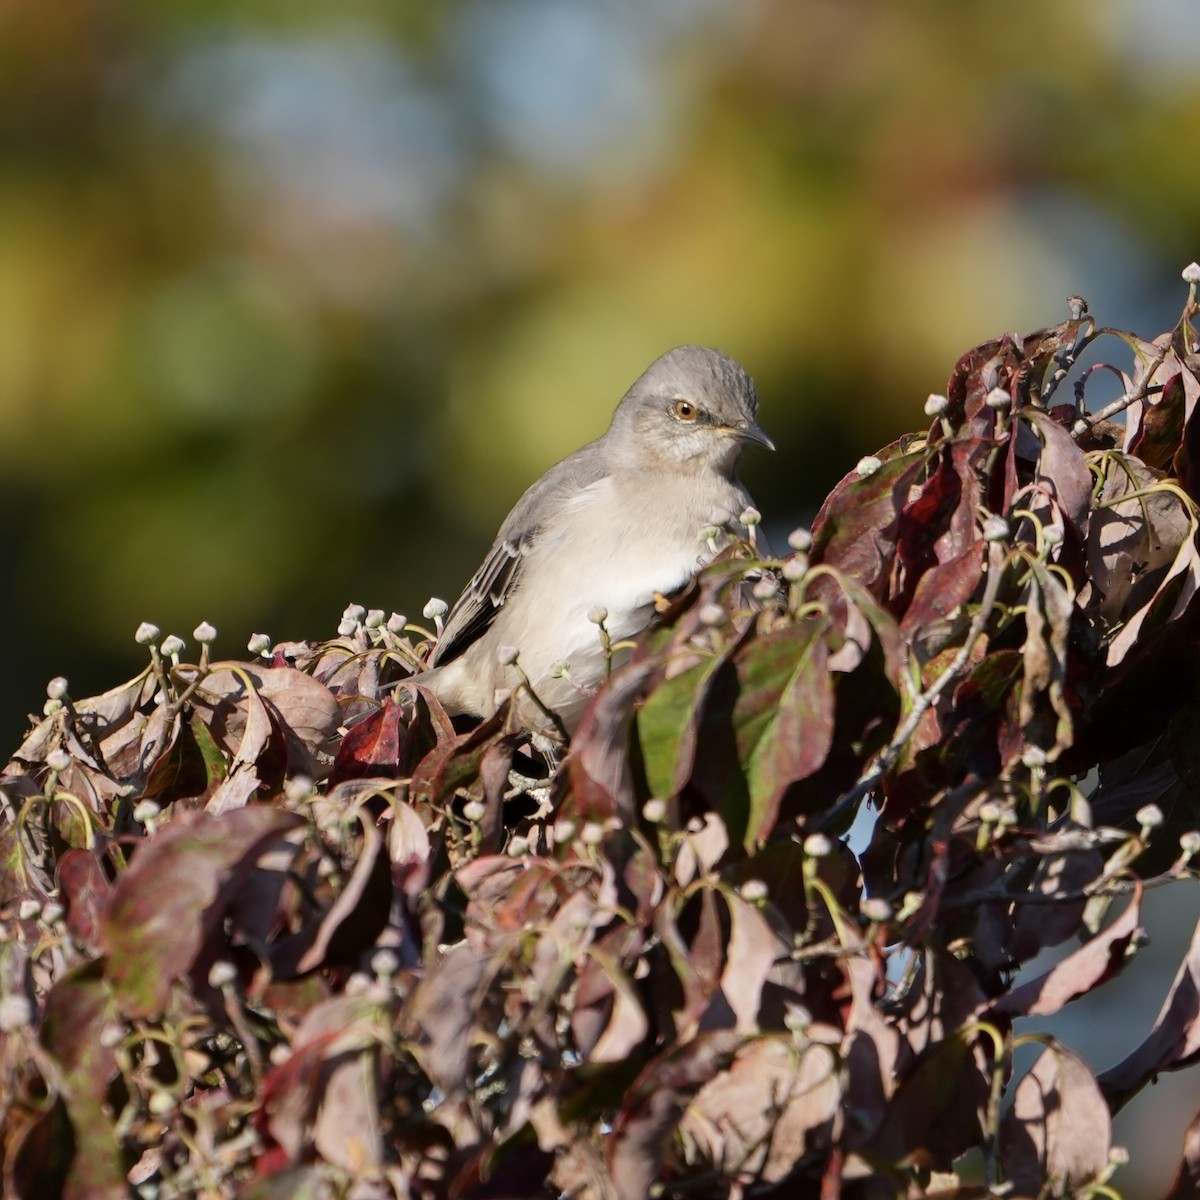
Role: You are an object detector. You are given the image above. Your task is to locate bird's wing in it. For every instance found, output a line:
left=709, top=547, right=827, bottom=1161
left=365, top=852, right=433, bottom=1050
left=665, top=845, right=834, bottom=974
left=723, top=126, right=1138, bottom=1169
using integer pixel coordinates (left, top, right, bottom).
left=428, top=440, right=609, bottom=668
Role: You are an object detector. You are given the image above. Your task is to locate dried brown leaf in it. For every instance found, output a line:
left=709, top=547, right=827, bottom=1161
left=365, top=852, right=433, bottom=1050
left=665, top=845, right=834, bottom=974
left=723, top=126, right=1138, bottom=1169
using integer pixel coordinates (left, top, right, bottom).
left=677, top=1033, right=841, bottom=1186
left=1000, top=1041, right=1111, bottom=1196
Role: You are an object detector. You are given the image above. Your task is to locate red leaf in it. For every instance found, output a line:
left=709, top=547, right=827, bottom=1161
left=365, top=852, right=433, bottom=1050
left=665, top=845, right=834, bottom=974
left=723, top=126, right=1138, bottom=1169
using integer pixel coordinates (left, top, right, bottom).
left=329, top=697, right=407, bottom=783
left=101, top=806, right=303, bottom=1018
left=268, top=812, right=392, bottom=978
left=899, top=541, right=985, bottom=637
left=57, top=849, right=110, bottom=953
left=896, top=446, right=963, bottom=588
left=811, top=442, right=928, bottom=598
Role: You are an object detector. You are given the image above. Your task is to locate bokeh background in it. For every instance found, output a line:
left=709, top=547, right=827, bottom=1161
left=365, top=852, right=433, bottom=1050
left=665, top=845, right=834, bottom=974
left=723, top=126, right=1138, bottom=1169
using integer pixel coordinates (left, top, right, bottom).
left=3, top=0, right=1200, bottom=1191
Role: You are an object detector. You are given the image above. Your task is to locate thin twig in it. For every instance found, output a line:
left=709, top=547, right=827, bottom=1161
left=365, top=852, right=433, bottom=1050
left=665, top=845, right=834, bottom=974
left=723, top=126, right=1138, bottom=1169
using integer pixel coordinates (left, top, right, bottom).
left=1040, top=313, right=1098, bottom=406
left=938, top=866, right=1184, bottom=911
left=1071, top=286, right=1198, bottom=440
left=1073, top=345, right=1168, bottom=436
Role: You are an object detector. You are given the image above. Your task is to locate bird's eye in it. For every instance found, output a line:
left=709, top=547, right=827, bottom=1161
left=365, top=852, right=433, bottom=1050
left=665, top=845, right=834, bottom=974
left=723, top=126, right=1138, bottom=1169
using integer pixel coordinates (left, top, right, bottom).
left=673, top=399, right=698, bottom=422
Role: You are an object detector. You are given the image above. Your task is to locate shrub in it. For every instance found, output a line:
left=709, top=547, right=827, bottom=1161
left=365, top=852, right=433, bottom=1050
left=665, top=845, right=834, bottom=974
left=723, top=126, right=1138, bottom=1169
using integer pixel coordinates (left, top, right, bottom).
left=4, top=275, right=1200, bottom=1198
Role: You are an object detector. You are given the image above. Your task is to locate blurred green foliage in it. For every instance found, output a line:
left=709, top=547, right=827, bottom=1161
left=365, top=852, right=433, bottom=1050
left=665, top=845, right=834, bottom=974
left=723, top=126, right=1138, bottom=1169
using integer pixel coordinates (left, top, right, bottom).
left=1, top=0, right=1198, bottom=723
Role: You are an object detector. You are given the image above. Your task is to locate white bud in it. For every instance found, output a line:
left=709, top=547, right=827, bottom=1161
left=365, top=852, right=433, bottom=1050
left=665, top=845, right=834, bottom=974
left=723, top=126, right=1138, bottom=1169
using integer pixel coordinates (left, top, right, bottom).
left=364, top=609, right=385, bottom=629
left=160, top=634, right=185, bottom=658
left=739, top=506, right=761, bottom=527
left=1042, top=525, right=1063, bottom=546
left=1022, top=745, right=1047, bottom=768
left=344, top=972, right=372, bottom=996
left=587, top=606, right=608, bottom=625
left=985, top=387, right=1011, bottom=411
left=46, top=749, right=71, bottom=774
left=1180, top=830, right=1200, bottom=856
left=46, top=677, right=69, bottom=701
left=135, top=621, right=161, bottom=646
left=463, top=799, right=486, bottom=822
left=752, top=576, right=778, bottom=601
left=0, top=995, right=32, bottom=1032
left=42, top=699, right=63, bottom=716
left=496, top=644, right=520, bottom=667
left=642, top=798, right=667, bottom=823
left=248, top=633, right=271, bottom=656
left=372, top=948, right=400, bottom=978
left=782, top=555, right=809, bottom=582
left=924, top=393, right=949, bottom=417
left=18, top=899, right=41, bottom=921
left=739, top=879, right=768, bottom=902
left=861, top=897, right=893, bottom=922
left=1136, top=804, right=1164, bottom=830
left=207, top=960, right=237, bottom=988
left=507, top=834, right=530, bottom=856
left=193, top=621, right=217, bottom=644
left=337, top=618, right=358, bottom=637
left=283, top=776, right=313, bottom=803
left=581, top=821, right=605, bottom=846
left=1183, top=262, right=1200, bottom=285
left=422, top=598, right=448, bottom=621
left=698, top=602, right=726, bottom=627
left=979, top=800, right=1004, bottom=823
left=342, top=603, right=367, bottom=622
left=803, top=833, right=833, bottom=858
left=553, top=818, right=577, bottom=842
left=855, top=455, right=882, bottom=478
left=982, top=515, right=1011, bottom=542
left=133, top=799, right=161, bottom=824
left=708, top=507, right=732, bottom=527
left=386, top=613, right=407, bottom=634
left=783, top=1003, right=812, bottom=1033
left=748, top=578, right=777, bottom=604
left=787, top=528, right=813, bottom=553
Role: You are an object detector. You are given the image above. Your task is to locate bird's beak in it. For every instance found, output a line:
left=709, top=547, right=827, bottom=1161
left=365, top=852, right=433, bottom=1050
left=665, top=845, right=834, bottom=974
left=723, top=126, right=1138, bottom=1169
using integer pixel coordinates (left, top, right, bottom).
left=737, top=419, right=775, bottom=452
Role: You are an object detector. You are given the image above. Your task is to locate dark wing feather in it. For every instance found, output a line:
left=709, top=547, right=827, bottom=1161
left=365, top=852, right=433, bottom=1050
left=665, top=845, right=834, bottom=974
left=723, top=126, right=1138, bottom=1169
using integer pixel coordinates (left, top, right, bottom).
left=428, top=534, right=530, bottom=666
left=428, top=437, right=611, bottom=668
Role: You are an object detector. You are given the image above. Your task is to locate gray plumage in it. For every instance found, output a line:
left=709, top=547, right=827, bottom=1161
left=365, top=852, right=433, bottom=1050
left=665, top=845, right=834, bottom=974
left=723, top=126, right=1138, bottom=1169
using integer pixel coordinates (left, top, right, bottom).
left=421, top=345, right=772, bottom=732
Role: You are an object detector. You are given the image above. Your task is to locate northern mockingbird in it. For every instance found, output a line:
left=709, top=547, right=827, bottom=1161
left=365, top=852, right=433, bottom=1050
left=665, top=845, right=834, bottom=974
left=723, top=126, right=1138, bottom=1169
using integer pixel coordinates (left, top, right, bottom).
left=420, top=345, right=773, bottom=733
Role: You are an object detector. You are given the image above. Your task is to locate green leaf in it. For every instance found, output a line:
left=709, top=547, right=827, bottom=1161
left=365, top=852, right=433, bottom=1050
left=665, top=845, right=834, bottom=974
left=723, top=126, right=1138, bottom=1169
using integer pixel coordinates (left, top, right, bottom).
left=692, top=617, right=835, bottom=850
left=636, top=656, right=726, bottom=802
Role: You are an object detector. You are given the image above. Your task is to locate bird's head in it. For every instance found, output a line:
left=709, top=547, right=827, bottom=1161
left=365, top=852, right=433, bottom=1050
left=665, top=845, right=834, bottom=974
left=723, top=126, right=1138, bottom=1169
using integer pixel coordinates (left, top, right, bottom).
left=610, top=345, right=774, bottom=472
